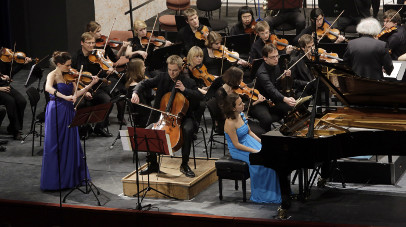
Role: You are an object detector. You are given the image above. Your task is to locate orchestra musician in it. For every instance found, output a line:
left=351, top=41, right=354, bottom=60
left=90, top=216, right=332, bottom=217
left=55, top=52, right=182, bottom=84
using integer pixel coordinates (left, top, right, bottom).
left=265, top=6, right=305, bottom=36
left=253, top=44, right=296, bottom=131
left=176, top=8, right=212, bottom=55
left=249, top=21, right=294, bottom=64
left=41, top=51, right=99, bottom=191
left=71, top=32, right=114, bottom=138
left=131, top=55, right=204, bottom=178
left=222, top=93, right=281, bottom=204
left=125, top=59, right=153, bottom=128
left=293, top=8, right=345, bottom=45
left=343, top=17, right=393, bottom=80
left=379, top=9, right=406, bottom=60
left=230, top=6, right=255, bottom=36
left=337, top=0, right=371, bottom=32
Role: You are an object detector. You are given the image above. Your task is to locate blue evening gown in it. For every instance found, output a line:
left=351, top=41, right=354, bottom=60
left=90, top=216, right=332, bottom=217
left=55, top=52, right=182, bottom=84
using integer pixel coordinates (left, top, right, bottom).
left=225, top=113, right=281, bottom=203
left=40, top=83, right=89, bottom=190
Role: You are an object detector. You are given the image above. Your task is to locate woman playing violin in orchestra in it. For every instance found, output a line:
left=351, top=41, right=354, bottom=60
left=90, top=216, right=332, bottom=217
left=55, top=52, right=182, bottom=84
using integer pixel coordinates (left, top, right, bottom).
left=230, top=6, right=255, bottom=36
left=131, top=55, right=204, bottom=178
left=125, top=59, right=153, bottom=128
left=176, top=8, right=211, bottom=55
left=249, top=21, right=294, bottom=64
left=41, top=51, right=99, bottom=191
left=71, top=32, right=114, bottom=137
left=125, top=20, right=172, bottom=61
left=293, top=8, right=346, bottom=45
left=86, top=21, right=129, bottom=65
left=222, top=93, right=281, bottom=204
left=379, top=9, right=406, bottom=60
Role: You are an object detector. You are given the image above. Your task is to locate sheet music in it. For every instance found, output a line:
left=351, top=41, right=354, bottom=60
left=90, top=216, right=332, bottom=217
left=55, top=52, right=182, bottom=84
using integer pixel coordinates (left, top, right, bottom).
left=24, top=64, right=37, bottom=86
left=166, top=134, right=173, bottom=156
left=383, top=62, right=401, bottom=79
left=119, top=130, right=132, bottom=151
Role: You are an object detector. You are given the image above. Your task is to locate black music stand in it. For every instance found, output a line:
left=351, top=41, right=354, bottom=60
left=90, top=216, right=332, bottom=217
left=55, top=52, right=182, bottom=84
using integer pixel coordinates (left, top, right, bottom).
left=124, top=127, right=177, bottom=210
left=62, top=102, right=113, bottom=206
left=224, top=34, right=251, bottom=57
left=145, top=43, right=183, bottom=71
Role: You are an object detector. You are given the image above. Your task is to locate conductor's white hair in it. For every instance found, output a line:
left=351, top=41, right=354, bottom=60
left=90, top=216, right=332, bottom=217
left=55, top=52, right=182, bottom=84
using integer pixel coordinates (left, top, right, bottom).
left=356, top=17, right=382, bottom=36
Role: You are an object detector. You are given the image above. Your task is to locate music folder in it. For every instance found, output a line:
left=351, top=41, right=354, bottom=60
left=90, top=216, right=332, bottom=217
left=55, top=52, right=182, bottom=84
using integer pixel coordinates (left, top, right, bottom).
left=383, top=61, right=406, bottom=81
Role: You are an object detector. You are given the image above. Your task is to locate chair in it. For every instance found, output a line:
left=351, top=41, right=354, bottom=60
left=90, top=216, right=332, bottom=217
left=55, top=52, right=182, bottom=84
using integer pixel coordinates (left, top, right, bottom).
left=159, top=15, right=178, bottom=38
left=206, top=98, right=227, bottom=157
left=191, top=126, right=209, bottom=169
left=196, top=0, right=229, bottom=34
left=166, top=0, right=190, bottom=13
left=22, top=87, right=45, bottom=156
left=225, top=0, right=257, bottom=17
left=215, top=155, right=250, bottom=202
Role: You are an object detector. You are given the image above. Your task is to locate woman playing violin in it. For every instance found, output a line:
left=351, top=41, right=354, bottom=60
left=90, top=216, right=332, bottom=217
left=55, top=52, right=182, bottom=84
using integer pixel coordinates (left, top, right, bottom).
left=125, top=59, right=153, bottom=128
left=86, top=21, right=129, bottom=65
left=380, top=9, right=406, bottom=60
left=230, top=6, right=255, bottom=36
left=293, top=8, right=345, bottom=45
left=41, top=51, right=99, bottom=191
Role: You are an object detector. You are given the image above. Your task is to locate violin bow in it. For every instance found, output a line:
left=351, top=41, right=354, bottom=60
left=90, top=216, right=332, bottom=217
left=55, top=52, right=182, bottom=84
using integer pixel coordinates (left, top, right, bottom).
left=245, top=78, right=257, bottom=116
left=104, top=17, right=117, bottom=51
left=74, top=65, right=84, bottom=97
left=379, top=6, right=403, bottom=33
left=9, top=42, right=16, bottom=79
left=74, top=69, right=103, bottom=110
left=276, top=48, right=312, bottom=81
left=220, top=36, right=227, bottom=76
left=145, top=13, right=159, bottom=55
left=317, top=10, right=344, bottom=42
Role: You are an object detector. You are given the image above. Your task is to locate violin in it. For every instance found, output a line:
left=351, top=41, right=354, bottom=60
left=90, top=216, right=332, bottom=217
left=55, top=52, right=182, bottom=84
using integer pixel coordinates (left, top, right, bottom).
left=244, top=20, right=257, bottom=35
left=195, top=25, right=210, bottom=41
left=88, top=49, right=120, bottom=75
left=141, top=32, right=167, bottom=47
left=311, top=48, right=343, bottom=63
left=0, top=47, right=38, bottom=64
left=95, top=35, right=123, bottom=49
left=266, top=34, right=298, bottom=51
left=213, top=45, right=252, bottom=67
left=377, top=26, right=397, bottom=40
left=234, top=82, right=274, bottom=106
left=152, top=80, right=189, bottom=151
left=63, top=68, right=109, bottom=89
left=191, top=64, right=216, bottom=87
left=316, top=22, right=348, bottom=42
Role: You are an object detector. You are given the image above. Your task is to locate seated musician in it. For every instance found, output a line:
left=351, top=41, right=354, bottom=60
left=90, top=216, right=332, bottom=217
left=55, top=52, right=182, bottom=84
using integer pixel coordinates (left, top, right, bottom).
left=125, top=59, right=153, bottom=128
left=379, top=9, right=406, bottom=60
left=86, top=21, right=129, bottom=64
left=131, top=55, right=204, bottom=178
left=0, top=55, right=30, bottom=140
left=222, top=93, right=281, bottom=204
left=343, top=18, right=393, bottom=80
left=176, top=8, right=211, bottom=56
left=337, top=0, right=371, bottom=33
left=71, top=32, right=114, bottom=138
left=249, top=21, right=294, bottom=64
left=230, top=6, right=255, bottom=36
left=293, top=8, right=345, bottom=45
left=253, top=44, right=296, bottom=131
left=265, top=7, right=305, bottom=36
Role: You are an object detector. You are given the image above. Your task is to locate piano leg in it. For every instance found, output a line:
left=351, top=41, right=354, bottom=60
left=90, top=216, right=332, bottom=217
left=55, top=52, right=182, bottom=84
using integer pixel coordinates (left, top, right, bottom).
left=277, top=170, right=292, bottom=210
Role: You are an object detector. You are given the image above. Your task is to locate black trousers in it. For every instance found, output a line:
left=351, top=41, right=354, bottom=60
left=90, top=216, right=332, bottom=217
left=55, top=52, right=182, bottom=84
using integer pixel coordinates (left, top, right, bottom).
left=0, top=106, right=6, bottom=127
left=266, top=10, right=306, bottom=35
left=145, top=117, right=195, bottom=166
left=0, top=86, right=26, bottom=134
left=371, top=0, right=380, bottom=17
left=249, top=101, right=292, bottom=132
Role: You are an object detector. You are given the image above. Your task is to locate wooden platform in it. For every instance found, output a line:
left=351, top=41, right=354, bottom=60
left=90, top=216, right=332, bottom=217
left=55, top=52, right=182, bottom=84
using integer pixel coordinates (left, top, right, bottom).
left=122, top=156, right=218, bottom=200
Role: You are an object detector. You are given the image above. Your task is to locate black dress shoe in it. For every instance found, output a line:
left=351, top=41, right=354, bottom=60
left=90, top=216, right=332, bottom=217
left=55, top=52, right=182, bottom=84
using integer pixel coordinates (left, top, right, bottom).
left=180, top=164, right=195, bottom=178
left=140, top=163, right=159, bottom=175
left=0, top=140, right=8, bottom=145
left=93, top=128, right=112, bottom=137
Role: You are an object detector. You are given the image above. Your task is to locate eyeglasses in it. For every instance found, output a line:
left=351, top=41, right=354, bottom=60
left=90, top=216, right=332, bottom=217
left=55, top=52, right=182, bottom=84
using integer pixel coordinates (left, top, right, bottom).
left=268, top=55, right=279, bottom=60
left=84, top=41, right=96, bottom=45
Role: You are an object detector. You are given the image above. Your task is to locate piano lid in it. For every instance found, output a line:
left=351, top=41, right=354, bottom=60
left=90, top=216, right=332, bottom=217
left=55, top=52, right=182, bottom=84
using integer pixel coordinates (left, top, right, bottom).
left=306, top=61, right=406, bottom=107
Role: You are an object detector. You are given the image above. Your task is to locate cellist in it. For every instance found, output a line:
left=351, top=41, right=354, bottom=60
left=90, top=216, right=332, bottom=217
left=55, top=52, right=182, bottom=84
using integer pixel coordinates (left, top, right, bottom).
left=131, top=55, right=204, bottom=178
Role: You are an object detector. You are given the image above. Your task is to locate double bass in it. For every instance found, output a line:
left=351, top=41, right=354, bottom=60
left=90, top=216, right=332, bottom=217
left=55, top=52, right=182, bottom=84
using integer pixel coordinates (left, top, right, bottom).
left=152, top=80, right=189, bottom=151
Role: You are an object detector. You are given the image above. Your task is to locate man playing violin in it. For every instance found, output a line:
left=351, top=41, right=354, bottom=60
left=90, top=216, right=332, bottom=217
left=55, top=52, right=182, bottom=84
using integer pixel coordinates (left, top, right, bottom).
left=131, top=55, right=204, bottom=178
left=71, top=32, right=114, bottom=138
left=379, top=9, right=406, bottom=60
left=176, top=8, right=211, bottom=56
left=343, top=17, right=393, bottom=80
left=253, top=44, right=296, bottom=132
left=293, top=8, right=345, bottom=45
left=249, top=21, right=294, bottom=64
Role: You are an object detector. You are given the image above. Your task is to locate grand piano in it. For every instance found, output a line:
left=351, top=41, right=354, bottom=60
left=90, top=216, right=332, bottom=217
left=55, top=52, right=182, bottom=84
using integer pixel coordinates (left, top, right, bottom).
left=249, top=61, right=406, bottom=210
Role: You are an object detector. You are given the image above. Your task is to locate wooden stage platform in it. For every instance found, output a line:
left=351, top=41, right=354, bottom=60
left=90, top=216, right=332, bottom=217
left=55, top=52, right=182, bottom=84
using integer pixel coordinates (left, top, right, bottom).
left=122, top=156, right=218, bottom=200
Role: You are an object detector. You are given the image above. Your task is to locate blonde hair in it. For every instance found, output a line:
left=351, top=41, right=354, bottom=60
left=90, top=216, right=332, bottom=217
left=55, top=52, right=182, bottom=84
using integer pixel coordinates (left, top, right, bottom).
left=187, top=46, right=203, bottom=66
left=205, top=31, right=222, bottom=47
left=81, top=32, right=95, bottom=42
left=183, top=8, right=198, bottom=20
left=134, top=20, right=147, bottom=31
left=125, top=59, right=145, bottom=89
left=255, top=21, right=270, bottom=33
left=166, top=55, right=184, bottom=69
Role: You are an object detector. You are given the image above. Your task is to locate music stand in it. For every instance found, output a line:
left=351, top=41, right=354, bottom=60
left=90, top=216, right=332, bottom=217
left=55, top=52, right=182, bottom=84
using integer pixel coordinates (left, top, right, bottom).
left=122, top=127, right=177, bottom=210
left=62, top=102, right=113, bottom=206
left=145, top=43, right=183, bottom=71
left=224, top=34, right=251, bottom=57
left=384, top=61, right=406, bottom=81
left=24, top=64, right=44, bottom=90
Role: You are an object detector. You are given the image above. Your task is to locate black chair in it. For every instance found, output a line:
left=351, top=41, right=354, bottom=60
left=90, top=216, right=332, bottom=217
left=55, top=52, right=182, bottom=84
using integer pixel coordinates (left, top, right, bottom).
left=215, top=155, right=250, bottom=202
left=225, top=0, right=257, bottom=17
left=206, top=98, right=227, bottom=157
left=196, top=0, right=229, bottom=34
left=22, top=87, right=45, bottom=156
left=191, top=126, right=209, bottom=169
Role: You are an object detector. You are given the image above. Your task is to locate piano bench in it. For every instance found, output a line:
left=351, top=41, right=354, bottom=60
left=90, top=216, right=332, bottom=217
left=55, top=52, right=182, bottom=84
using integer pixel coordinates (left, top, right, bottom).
left=215, top=156, right=250, bottom=202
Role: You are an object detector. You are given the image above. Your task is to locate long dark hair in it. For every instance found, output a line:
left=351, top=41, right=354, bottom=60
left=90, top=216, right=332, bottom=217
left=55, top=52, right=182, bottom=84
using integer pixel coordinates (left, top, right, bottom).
left=222, top=93, right=240, bottom=119
left=237, top=6, right=254, bottom=26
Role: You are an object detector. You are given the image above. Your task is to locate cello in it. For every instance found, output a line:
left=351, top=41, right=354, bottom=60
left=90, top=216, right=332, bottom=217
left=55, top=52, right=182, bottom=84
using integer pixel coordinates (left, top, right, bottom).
left=152, top=80, right=189, bottom=151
